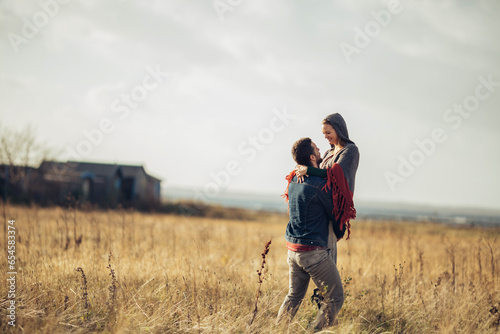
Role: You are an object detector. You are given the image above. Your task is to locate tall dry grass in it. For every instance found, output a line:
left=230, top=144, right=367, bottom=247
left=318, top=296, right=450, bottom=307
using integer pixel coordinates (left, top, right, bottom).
left=0, top=203, right=499, bottom=333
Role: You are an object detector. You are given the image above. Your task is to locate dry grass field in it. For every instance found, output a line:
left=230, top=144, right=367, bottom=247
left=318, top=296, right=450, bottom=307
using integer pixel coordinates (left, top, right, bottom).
left=1, top=204, right=500, bottom=333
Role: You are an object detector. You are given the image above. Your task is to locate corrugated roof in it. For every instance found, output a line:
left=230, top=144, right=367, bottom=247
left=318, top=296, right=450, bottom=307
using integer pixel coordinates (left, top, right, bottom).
left=39, top=161, right=160, bottom=181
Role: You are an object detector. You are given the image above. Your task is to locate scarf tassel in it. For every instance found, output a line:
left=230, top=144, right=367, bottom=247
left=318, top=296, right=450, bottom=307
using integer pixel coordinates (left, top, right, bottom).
left=281, top=170, right=296, bottom=212
left=321, top=165, right=356, bottom=240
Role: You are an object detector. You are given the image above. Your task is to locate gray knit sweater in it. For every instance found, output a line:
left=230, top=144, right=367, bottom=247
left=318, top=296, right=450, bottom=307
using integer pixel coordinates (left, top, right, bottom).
left=309, top=113, right=360, bottom=192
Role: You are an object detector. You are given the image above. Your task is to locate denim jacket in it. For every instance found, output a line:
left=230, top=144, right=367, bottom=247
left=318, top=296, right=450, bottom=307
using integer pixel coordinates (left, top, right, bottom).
left=285, top=175, right=345, bottom=247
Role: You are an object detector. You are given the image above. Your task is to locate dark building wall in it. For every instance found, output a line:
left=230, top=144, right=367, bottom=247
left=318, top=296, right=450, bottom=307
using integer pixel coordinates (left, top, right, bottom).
left=2, top=161, right=161, bottom=208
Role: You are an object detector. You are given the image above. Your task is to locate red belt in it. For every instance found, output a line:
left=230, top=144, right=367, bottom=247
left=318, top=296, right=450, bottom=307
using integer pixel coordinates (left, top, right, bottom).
left=286, top=242, right=326, bottom=252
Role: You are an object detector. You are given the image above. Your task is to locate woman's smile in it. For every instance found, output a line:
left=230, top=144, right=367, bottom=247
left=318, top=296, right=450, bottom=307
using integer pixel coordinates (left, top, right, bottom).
left=322, top=123, right=339, bottom=146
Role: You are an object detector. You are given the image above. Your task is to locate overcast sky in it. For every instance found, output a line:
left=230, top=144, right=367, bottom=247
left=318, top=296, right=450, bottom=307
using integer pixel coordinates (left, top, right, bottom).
left=1, top=0, right=499, bottom=210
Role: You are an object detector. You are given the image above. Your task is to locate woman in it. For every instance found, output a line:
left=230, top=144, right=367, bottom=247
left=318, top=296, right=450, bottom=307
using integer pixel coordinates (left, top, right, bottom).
left=295, top=113, right=359, bottom=263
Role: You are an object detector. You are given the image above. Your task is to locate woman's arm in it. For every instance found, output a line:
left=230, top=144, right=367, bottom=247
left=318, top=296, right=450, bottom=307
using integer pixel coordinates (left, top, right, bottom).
left=307, top=166, right=327, bottom=178
left=295, top=165, right=328, bottom=183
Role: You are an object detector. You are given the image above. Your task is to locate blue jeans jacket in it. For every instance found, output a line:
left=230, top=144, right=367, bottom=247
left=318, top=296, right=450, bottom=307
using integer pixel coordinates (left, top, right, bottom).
left=286, top=175, right=343, bottom=247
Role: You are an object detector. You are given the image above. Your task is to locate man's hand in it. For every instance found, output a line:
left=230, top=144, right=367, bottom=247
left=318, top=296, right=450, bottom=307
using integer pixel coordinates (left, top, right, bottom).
left=295, top=165, right=308, bottom=183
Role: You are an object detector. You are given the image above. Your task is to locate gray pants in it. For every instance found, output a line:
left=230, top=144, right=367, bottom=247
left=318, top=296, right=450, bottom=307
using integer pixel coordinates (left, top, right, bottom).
left=277, top=248, right=344, bottom=331
left=328, top=223, right=338, bottom=265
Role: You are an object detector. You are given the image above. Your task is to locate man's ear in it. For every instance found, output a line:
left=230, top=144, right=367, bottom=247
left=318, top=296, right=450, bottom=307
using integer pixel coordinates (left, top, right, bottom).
left=310, top=154, right=317, bottom=163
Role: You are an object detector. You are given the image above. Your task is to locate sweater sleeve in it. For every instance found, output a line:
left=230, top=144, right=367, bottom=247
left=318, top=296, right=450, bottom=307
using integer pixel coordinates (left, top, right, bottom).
left=306, top=166, right=327, bottom=178
left=336, top=145, right=359, bottom=193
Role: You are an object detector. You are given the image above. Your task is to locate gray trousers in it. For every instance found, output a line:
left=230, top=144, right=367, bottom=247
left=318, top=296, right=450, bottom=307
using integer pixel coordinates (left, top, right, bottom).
left=328, top=223, right=338, bottom=265
left=277, top=248, right=344, bottom=330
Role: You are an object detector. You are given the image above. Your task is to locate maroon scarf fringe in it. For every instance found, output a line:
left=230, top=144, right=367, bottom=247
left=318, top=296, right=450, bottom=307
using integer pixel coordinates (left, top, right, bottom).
left=321, top=164, right=356, bottom=240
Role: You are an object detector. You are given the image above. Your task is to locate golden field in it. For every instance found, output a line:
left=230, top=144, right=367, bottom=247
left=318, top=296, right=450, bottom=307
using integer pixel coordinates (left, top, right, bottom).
left=1, top=204, right=500, bottom=333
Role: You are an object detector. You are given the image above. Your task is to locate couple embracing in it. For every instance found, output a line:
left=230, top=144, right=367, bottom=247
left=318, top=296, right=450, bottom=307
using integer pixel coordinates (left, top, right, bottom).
left=277, top=113, right=359, bottom=331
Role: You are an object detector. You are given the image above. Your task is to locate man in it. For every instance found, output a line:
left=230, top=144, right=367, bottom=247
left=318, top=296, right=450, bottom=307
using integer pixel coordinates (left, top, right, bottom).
left=277, top=137, right=344, bottom=331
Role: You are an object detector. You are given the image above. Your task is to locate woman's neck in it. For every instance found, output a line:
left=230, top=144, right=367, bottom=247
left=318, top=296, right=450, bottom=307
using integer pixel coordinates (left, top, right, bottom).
left=333, top=144, right=344, bottom=154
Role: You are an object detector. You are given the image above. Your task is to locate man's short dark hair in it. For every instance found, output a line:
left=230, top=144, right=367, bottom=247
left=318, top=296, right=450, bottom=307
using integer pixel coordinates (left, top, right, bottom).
left=292, top=137, right=314, bottom=166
